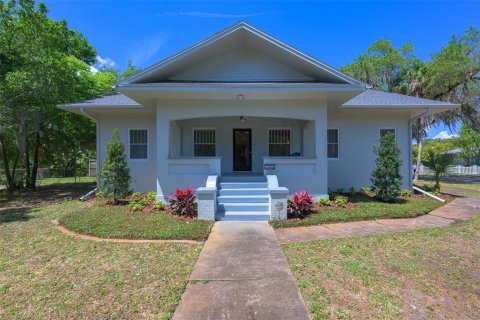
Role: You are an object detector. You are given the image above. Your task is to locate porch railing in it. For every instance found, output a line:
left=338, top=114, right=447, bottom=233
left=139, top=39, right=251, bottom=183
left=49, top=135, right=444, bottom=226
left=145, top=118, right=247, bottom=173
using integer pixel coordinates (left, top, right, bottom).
left=167, top=157, right=221, bottom=175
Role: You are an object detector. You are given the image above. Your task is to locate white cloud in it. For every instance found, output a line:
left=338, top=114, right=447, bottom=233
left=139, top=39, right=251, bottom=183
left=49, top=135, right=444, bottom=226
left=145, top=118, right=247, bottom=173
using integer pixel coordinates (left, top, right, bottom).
left=96, top=55, right=116, bottom=68
left=158, top=11, right=275, bottom=19
left=433, top=130, right=458, bottom=140
left=129, top=32, right=168, bottom=66
left=89, top=65, right=99, bottom=74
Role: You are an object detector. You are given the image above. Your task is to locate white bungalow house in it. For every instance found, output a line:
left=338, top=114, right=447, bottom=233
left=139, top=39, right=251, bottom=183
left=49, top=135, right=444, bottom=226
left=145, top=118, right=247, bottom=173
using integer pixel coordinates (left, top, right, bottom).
left=61, top=22, right=458, bottom=221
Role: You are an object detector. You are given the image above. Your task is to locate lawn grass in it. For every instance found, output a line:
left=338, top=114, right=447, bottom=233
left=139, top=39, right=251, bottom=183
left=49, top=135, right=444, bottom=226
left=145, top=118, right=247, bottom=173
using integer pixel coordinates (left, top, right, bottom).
left=59, top=200, right=214, bottom=241
left=271, top=194, right=444, bottom=228
left=0, top=186, right=203, bottom=319
left=283, top=214, right=480, bottom=319
left=37, top=176, right=96, bottom=185
left=417, top=178, right=480, bottom=199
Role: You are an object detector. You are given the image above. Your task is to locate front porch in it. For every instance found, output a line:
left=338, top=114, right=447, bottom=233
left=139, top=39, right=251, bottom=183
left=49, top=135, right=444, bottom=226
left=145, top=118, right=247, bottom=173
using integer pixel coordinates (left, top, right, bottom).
left=156, top=114, right=329, bottom=221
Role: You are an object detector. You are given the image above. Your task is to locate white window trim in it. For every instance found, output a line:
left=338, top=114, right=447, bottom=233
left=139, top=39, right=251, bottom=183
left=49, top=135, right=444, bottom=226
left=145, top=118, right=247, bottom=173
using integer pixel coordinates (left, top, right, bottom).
left=267, top=127, right=292, bottom=156
left=128, top=128, right=149, bottom=161
left=379, top=127, right=397, bottom=139
left=327, top=128, right=340, bottom=160
left=192, top=128, right=216, bottom=157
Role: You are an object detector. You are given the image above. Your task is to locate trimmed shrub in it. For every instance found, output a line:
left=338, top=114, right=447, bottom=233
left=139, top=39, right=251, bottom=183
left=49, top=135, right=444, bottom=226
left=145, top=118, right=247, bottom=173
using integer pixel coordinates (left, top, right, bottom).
left=169, top=186, right=197, bottom=218
left=147, top=192, right=157, bottom=201
left=335, top=195, right=348, bottom=207
left=371, top=132, right=402, bottom=202
left=317, top=197, right=330, bottom=206
left=287, top=190, right=314, bottom=219
left=400, top=189, right=413, bottom=197
left=361, top=187, right=370, bottom=195
left=99, top=129, right=131, bottom=203
left=349, top=186, right=356, bottom=196
left=153, top=200, right=165, bottom=211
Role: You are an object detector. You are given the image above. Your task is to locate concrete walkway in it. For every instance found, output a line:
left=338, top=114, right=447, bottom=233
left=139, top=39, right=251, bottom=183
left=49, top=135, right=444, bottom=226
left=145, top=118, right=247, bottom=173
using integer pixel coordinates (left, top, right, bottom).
left=173, top=222, right=310, bottom=320
left=276, top=197, right=480, bottom=244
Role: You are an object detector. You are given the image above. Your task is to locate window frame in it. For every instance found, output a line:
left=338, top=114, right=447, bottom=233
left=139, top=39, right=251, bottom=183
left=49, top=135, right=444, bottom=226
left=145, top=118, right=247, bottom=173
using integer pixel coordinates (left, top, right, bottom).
left=268, top=128, right=292, bottom=157
left=379, top=127, right=396, bottom=139
left=327, top=128, right=340, bottom=160
left=128, top=128, right=149, bottom=161
left=192, top=128, right=217, bottom=157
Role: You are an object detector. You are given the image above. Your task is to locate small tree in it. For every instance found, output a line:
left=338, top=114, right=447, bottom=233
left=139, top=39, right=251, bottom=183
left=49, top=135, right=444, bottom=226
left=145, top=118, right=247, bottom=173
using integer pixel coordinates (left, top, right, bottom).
left=371, top=132, right=403, bottom=202
left=422, top=149, right=455, bottom=191
left=99, top=129, right=131, bottom=203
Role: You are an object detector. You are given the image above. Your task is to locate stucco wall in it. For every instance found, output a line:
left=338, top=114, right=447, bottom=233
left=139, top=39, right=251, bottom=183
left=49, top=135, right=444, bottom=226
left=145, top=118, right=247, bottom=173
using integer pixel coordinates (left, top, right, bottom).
left=327, top=110, right=411, bottom=190
left=97, top=112, right=157, bottom=193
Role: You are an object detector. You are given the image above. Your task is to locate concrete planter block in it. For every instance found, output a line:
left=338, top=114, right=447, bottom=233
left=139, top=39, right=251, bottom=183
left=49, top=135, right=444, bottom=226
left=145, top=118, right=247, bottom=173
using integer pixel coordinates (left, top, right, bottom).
left=197, top=187, right=217, bottom=220
left=269, top=187, right=289, bottom=220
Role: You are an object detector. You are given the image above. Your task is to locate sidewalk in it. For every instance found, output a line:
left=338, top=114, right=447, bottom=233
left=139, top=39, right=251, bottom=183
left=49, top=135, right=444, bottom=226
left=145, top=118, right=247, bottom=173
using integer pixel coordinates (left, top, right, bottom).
left=172, top=221, right=310, bottom=320
left=276, top=197, right=480, bottom=244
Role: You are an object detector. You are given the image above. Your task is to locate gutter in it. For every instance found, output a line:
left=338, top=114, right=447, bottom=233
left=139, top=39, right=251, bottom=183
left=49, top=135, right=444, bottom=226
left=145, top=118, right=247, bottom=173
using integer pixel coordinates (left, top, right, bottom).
left=80, top=107, right=98, bottom=122
left=410, top=107, right=431, bottom=121
left=80, top=108, right=100, bottom=190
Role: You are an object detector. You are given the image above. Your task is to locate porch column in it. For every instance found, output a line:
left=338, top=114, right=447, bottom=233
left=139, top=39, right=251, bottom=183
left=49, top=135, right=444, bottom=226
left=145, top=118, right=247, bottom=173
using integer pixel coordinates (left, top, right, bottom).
left=156, top=108, right=170, bottom=202
left=314, top=111, right=328, bottom=198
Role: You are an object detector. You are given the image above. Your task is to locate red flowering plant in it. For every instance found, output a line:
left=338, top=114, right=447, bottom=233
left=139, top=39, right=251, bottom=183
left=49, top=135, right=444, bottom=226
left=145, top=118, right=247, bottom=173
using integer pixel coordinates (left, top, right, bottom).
left=287, top=190, right=314, bottom=219
left=168, top=185, right=197, bottom=218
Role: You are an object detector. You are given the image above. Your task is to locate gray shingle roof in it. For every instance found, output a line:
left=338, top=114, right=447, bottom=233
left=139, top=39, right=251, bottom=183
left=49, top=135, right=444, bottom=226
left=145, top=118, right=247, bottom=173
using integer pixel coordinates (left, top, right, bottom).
left=343, top=89, right=458, bottom=107
left=61, top=93, right=140, bottom=107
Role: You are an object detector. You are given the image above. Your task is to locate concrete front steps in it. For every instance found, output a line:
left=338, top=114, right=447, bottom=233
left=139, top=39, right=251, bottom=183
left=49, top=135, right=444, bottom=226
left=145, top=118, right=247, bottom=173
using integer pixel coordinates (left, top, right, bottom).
left=217, top=176, right=270, bottom=221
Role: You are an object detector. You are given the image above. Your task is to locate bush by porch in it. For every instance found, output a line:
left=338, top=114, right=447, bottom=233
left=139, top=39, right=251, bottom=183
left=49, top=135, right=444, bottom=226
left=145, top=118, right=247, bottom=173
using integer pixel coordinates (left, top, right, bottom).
left=59, top=199, right=213, bottom=241
left=271, top=194, right=446, bottom=228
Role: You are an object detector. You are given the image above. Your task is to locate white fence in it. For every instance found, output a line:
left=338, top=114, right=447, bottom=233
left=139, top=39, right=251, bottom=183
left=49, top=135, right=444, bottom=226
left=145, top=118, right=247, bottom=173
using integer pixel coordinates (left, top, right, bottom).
left=420, top=165, right=480, bottom=175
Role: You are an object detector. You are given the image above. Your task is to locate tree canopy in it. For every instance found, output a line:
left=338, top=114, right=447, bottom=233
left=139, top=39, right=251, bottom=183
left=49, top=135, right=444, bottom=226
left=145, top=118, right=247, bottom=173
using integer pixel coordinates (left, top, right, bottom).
left=0, top=0, right=113, bottom=190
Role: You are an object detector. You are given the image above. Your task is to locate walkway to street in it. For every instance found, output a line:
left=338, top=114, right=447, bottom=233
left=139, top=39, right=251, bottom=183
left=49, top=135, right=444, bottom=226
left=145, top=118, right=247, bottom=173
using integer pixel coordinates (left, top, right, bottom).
left=172, top=221, right=310, bottom=320
left=276, top=197, right=480, bottom=244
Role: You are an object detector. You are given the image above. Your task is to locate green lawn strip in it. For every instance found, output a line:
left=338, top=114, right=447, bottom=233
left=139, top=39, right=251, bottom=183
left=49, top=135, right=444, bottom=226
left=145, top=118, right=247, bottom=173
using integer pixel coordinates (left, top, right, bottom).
left=0, top=201, right=202, bottom=319
left=272, top=195, right=443, bottom=228
left=283, top=215, right=480, bottom=319
left=417, top=179, right=480, bottom=199
left=37, top=176, right=97, bottom=185
left=59, top=200, right=214, bottom=241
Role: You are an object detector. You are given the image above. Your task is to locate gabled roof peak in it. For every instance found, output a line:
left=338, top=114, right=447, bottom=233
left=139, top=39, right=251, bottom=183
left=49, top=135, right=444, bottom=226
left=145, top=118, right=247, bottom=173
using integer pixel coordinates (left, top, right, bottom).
left=119, top=22, right=366, bottom=87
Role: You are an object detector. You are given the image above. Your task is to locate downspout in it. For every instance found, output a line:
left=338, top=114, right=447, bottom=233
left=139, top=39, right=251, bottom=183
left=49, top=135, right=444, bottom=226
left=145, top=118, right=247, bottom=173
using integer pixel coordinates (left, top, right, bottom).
left=409, top=108, right=431, bottom=186
left=407, top=107, right=447, bottom=202
left=80, top=107, right=100, bottom=191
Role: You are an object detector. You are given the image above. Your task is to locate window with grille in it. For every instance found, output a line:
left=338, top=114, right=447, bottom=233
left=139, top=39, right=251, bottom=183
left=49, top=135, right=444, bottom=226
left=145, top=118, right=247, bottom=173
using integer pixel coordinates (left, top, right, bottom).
left=194, top=129, right=216, bottom=156
left=129, top=129, right=148, bottom=159
left=380, top=128, right=396, bottom=139
left=327, top=129, right=339, bottom=159
left=268, top=129, right=291, bottom=156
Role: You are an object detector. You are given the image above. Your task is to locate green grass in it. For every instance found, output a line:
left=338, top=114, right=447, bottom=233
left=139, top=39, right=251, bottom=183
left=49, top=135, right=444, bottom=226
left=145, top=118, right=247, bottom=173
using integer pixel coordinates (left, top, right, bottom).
left=271, top=194, right=444, bottom=228
left=59, top=200, right=214, bottom=241
left=37, top=176, right=96, bottom=185
left=0, top=190, right=202, bottom=319
left=417, top=179, right=480, bottom=199
left=283, top=214, right=480, bottom=319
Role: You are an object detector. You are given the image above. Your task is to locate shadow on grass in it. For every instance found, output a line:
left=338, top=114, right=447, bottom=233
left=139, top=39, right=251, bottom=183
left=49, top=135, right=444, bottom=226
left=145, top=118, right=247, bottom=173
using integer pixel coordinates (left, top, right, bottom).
left=0, top=207, right=37, bottom=224
left=341, top=194, right=408, bottom=205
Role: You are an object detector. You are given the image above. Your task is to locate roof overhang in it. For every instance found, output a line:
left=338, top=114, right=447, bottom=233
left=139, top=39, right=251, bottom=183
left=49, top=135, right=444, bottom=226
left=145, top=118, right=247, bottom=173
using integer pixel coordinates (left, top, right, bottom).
left=118, top=82, right=365, bottom=102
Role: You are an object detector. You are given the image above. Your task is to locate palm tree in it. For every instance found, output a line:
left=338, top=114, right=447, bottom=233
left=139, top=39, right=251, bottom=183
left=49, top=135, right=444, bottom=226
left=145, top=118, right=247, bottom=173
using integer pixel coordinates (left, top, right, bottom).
left=422, top=149, right=456, bottom=191
left=406, top=61, right=436, bottom=182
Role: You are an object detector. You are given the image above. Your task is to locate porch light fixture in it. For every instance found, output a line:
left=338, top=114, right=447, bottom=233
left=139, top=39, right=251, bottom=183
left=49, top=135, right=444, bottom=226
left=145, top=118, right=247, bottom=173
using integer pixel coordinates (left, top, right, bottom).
left=240, top=116, right=247, bottom=122
left=236, top=94, right=245, bottom=100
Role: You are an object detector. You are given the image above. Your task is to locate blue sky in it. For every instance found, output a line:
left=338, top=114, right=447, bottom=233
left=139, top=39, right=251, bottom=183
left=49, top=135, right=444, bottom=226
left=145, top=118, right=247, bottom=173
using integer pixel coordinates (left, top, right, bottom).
left=45, top=0, right=480, bottom=138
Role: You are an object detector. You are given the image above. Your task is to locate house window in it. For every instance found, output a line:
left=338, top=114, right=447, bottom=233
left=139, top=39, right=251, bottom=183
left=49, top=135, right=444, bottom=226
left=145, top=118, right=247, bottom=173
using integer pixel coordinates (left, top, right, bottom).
left=269, top=129, right=291, bottom=156
left=380, top=128, right=396, bottom=139
left=194, top=129, right=216, bottom=156
left=129, top=129, right=148, bottom=159
left=327, top=129, right=339, bottom=159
